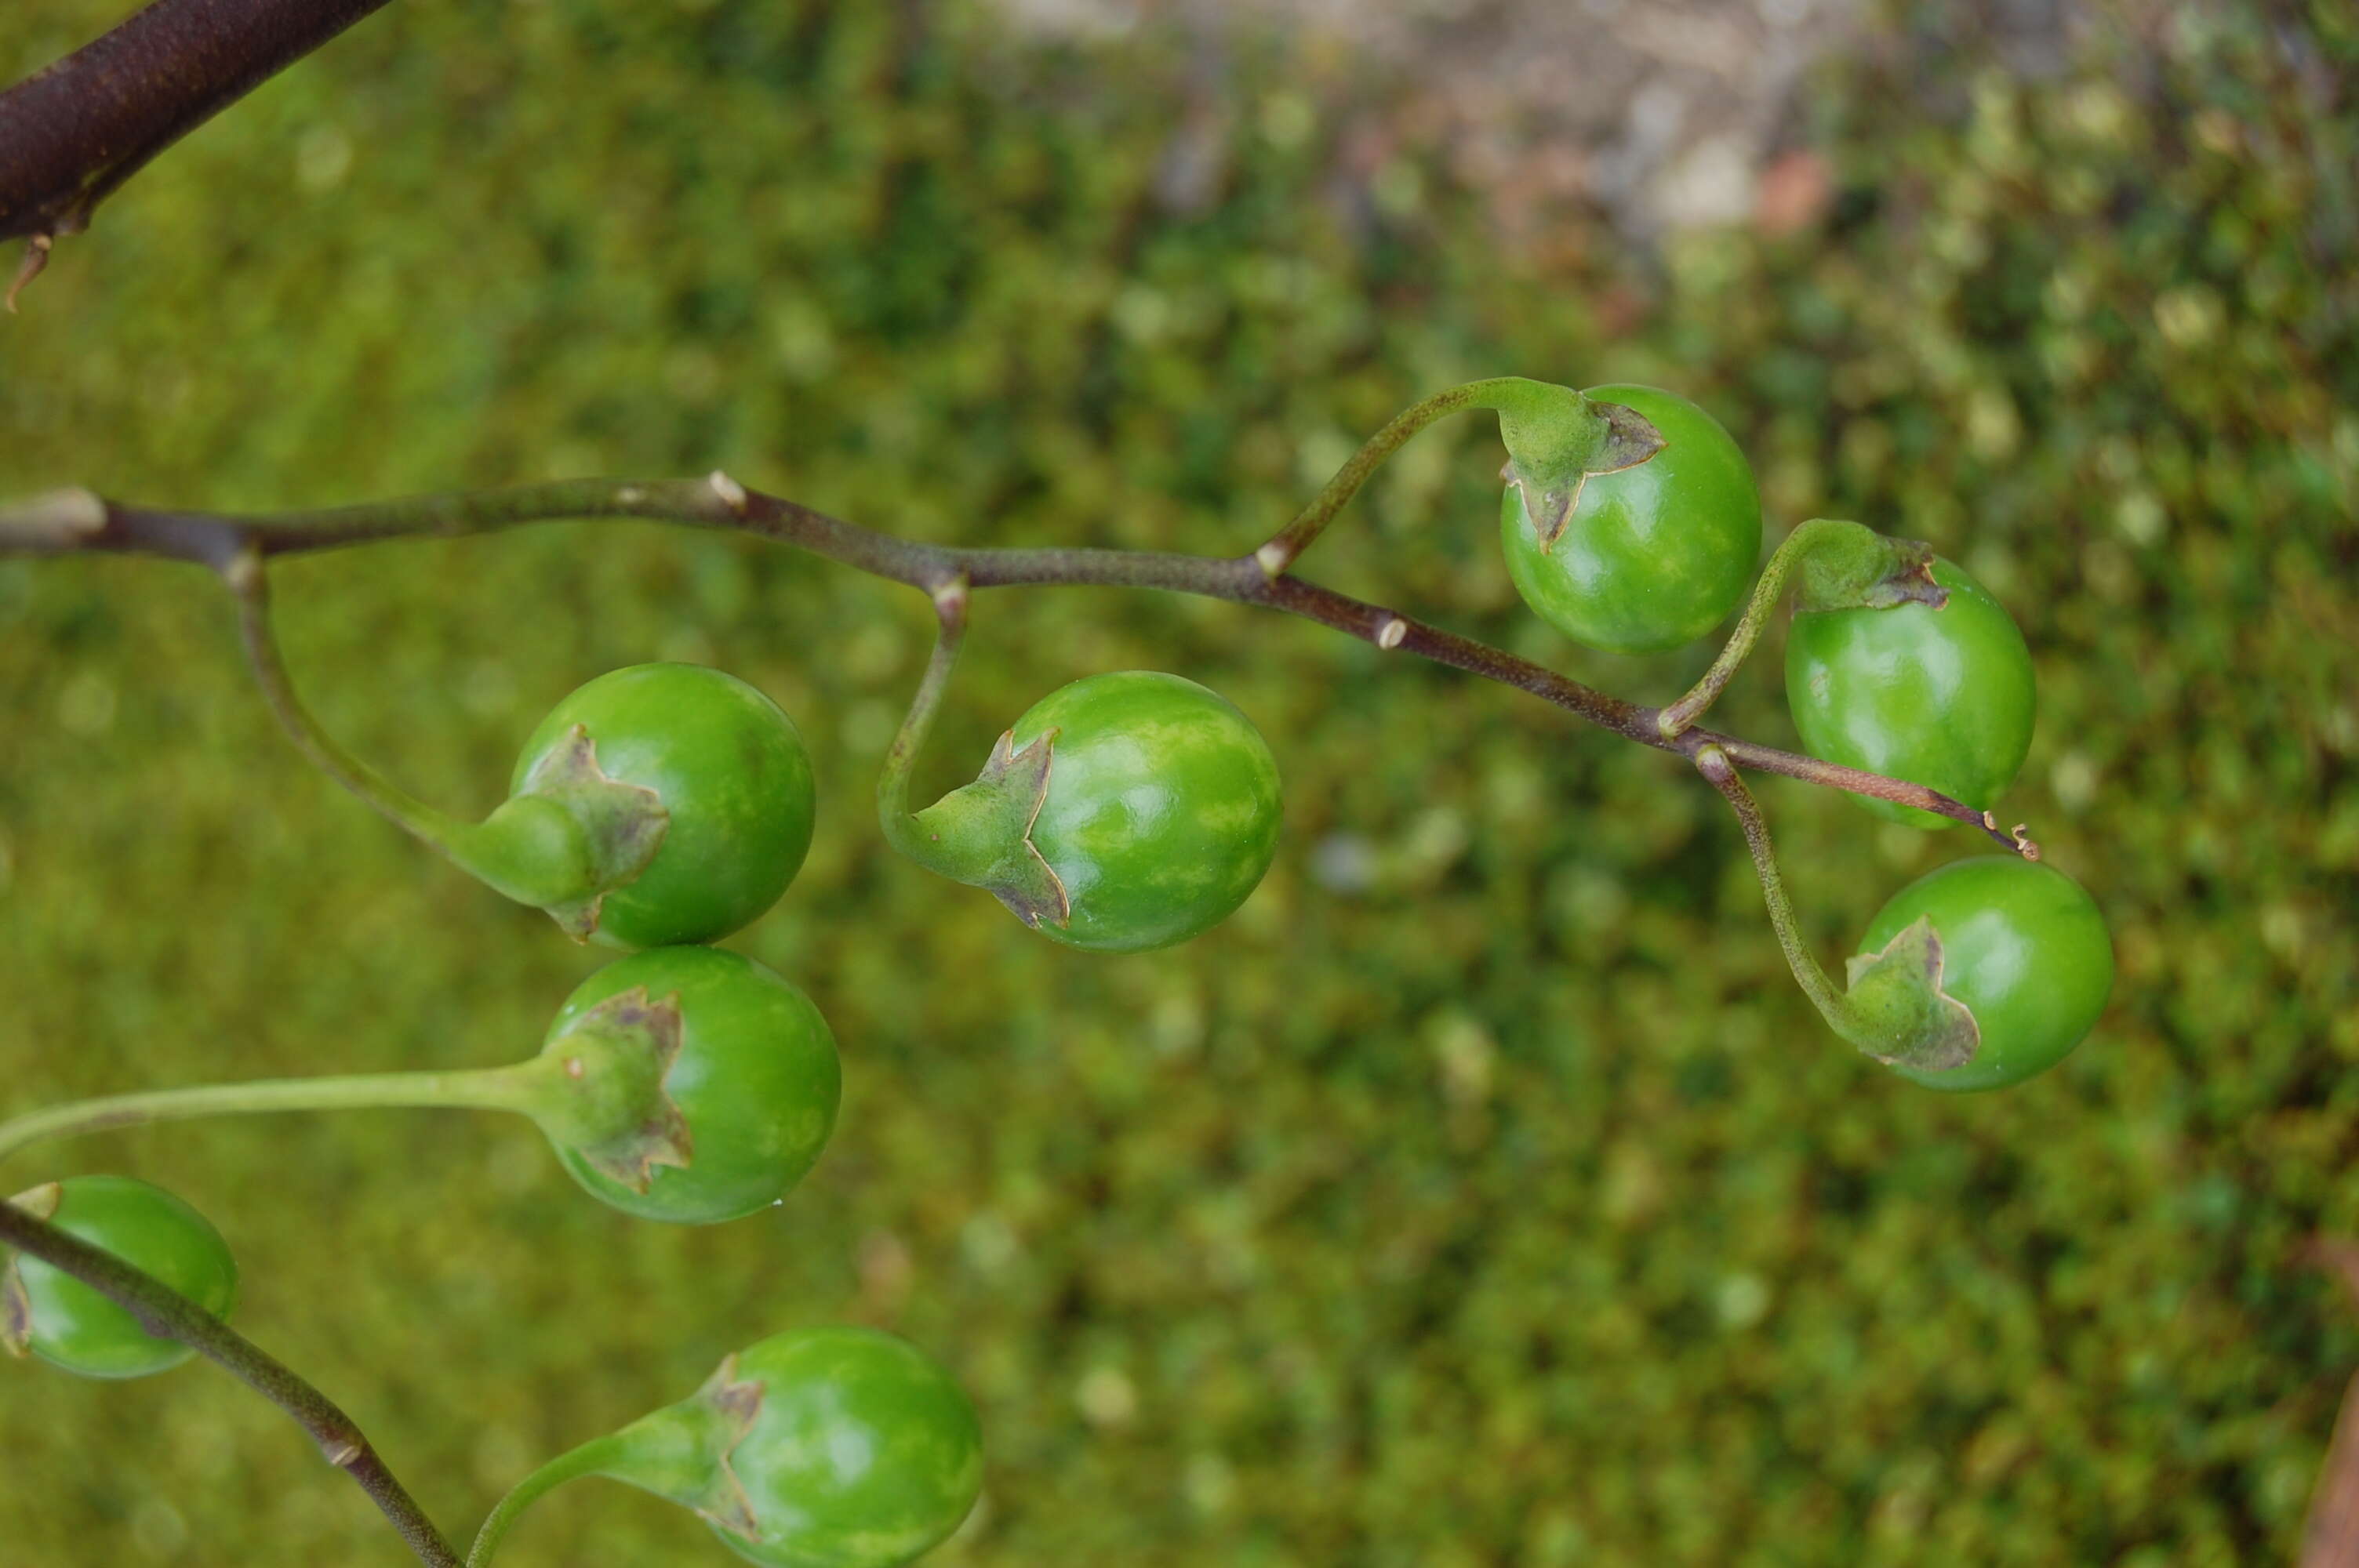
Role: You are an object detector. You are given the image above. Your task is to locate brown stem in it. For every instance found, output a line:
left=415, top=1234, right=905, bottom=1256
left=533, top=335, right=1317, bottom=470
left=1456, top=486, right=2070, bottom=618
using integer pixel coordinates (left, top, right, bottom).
left=0, top=1197, right=460, bottom=1566
left=0, top=0, right=394, bottom=299
left=0, top=477, right=2036, bottom=854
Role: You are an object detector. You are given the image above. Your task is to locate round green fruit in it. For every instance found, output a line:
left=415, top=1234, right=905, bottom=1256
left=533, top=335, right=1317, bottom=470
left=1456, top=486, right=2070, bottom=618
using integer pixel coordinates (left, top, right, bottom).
left=712, top=1327, right=983, bottom=1568
left=1859, top=856, right=2112, bottom=1092
left=1012, top=671, right=1282, bottom=953
left=1785, top=557, right=2035, bottom=828
left=4, top=1175, right=238, bottom=1379
left=513, top=664, right=814, bottom=949
left=545, top=946, right=839, bottom=1224
left=1500, top=383, right=1762, bottom=655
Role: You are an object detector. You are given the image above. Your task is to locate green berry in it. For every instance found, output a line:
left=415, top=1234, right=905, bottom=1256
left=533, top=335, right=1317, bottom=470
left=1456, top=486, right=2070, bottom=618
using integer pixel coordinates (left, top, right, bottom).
left=1500, top=383, right=1762, bottom=655
left=714, top=1327, right=983, bottom=1568
left=1009, top=671, right=1283, bottom=953
left=1858, top=856, right=2113, bottom=1091
left=512, top=664, right=815, bottom=949
left=4, top=1176, right=237, bottom=1379
left=544, top=947, right=839, bottom=1224
left=1786, top=557, right=2036, bottom=829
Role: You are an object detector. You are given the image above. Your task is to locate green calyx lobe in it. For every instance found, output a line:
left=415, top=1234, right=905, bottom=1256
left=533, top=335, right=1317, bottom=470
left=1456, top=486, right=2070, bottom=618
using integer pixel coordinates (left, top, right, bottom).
left=451, top=724, right=670, bottom=942
left=906, top=728, right=1071, bottom=930
left=597, top=1352, right=768, bottom=1538
left=1838, top=917, right=1979, bottom=1073
left=1788, top=521, right=1947, bottom=615
left=1492, top=380, right=1667, bottom=550
left=529, top=987, right=692, bottom=1193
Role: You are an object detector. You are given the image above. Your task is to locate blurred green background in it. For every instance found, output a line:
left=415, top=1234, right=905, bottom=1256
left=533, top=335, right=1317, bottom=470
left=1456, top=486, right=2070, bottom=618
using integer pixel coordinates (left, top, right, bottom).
left=2, top=0, right=2355, bottom=1562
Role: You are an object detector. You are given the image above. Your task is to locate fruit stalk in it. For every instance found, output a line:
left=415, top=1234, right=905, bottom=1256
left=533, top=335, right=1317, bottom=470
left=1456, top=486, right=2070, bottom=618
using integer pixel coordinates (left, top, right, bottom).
left=0, top=1019, right=675, bottom=1171
left=1658, top=518, right=1944, bottom=738
left=1693, top=745, right=1977, bottom=1071
left=464, top=1432, right=636, bottom=1567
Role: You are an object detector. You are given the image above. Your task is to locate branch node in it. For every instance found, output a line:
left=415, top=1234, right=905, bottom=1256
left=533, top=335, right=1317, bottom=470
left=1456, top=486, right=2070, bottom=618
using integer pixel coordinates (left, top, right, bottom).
left=707, top=470, right=749, bottom=517
left=0, top=486, right=107, bottom=550
left=1376, top=615, right=1408, bottom=651
left=1254, top=541, right=1292, bottom=579
left=220, top=542, right=264, bottom=594
left=2012, top=823, right=2041, bottom=862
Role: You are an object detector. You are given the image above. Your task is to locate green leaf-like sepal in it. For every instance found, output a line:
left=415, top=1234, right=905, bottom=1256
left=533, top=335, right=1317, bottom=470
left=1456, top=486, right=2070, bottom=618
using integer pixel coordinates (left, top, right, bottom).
left=1499, top=390, right=1667, bottom=552
left=2, top=1183, right=61, bottom=1359
left=906, top=729, right=1071, bottom=929
left=1790, top=521, right=1949, bottom=616
left=535, top=989, right=692, bottom=1193
left=1841, top=917, right=1980, bottom=1072
left=678, top=1354, right=765, bottom=1539
left=600, top=1352, right=765, bottom=1539
left=512, top=725, right=670, bottom=942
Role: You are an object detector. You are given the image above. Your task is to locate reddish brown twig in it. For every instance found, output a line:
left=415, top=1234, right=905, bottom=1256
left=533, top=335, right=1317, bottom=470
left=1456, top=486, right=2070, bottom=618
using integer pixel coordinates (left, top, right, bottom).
left=0, top=0, right=395, bottom=305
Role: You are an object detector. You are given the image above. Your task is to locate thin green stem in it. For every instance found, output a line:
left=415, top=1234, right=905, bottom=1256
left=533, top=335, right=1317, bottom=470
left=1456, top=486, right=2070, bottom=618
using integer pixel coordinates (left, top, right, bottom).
left=875, top=579, right=972, bottom=858
left=227, top=550, right=472, bottom=847
left=1659, top=517, right=1948, bottom=739
left=1692, top=745, right=1851, bottom=1028
left=1659, top=519, right=1853, bottom=738
left=0, top=1198, right=460, bottom=1567
left=465, top=1432, right=634, bottom=1568
left=1254, top=376, right=1538, bottom=576
left=0, top=1061, right=557, bottom=1167
left=1696, top=743, right=1980, bottom=1070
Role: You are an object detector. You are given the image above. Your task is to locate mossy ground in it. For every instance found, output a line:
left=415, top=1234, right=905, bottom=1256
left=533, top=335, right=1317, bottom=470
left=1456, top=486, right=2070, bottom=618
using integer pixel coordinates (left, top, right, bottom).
left=2, top=2, right=2354, bottom=1563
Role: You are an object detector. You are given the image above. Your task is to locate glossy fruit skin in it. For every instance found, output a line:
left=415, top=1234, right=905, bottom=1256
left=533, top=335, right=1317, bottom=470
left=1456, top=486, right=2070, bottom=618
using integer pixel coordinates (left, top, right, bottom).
left=547, top=946, right=839, bottom=1224
left=718, top=1327, right=983, bottom=1568
left=9, top=1176, right=238, bottom=1378
left=1010, top=671, right=1282, bottom=953
left=1499, top=383, right=1763, bottom=655
left=512, top=663, right=815, bottom=949
left=1786, top=557, right=2035, bottom=829
left=1859, top=856, right=2113, bottom=1092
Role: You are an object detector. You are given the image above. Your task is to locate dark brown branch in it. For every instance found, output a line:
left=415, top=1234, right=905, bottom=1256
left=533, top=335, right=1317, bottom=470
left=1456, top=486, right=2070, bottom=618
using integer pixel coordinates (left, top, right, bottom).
left=0, top=1196, right=460, bottom=1566
left=0, top=0, right=394, bottom=303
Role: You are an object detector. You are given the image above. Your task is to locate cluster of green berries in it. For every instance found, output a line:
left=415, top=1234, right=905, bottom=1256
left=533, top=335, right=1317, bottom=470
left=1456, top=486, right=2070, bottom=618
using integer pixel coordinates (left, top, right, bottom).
left=6, top=378, right=2117, bottom=1564
left=1503, top=383, right=2111, bottom=1091
left=6, top=650, right=1289, bottom=1564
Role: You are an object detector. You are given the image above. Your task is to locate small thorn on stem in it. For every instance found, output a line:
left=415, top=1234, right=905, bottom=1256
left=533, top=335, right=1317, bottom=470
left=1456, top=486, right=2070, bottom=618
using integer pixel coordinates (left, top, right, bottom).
left=707, top=470, right=749, bottom=516
left=1376, top=615, right=1408, bottom=650
left=5, top=236, right=52, bottom=314
left=1983, top=810, right=1998, bottom=830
